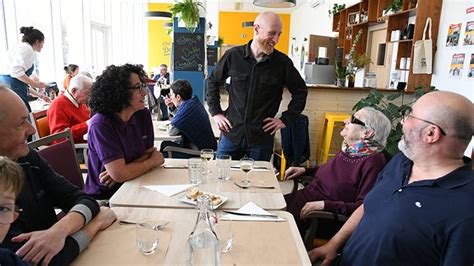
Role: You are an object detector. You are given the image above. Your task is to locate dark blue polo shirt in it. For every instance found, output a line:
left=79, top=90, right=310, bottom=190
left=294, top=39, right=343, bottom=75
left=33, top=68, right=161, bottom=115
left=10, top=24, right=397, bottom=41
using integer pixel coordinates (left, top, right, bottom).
left=340, top=153, right=474, bottom=266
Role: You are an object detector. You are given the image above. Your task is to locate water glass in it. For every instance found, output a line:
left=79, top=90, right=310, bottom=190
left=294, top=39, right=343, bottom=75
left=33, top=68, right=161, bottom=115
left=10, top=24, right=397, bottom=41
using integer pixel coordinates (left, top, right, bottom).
left=136, top=222, right=159, bottom=255
left=188, top=158, right=204, bottom=184
left=216, top=155, right=232, bottom=181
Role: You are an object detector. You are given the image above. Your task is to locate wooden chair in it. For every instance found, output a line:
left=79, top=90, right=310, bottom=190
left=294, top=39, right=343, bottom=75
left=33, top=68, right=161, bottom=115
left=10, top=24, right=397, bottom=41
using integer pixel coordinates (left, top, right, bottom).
left=30, top=109, right=50, bottom=139
left=29, top=109, right=89, bottom=172
left=28, top=128, right=84, bottom=189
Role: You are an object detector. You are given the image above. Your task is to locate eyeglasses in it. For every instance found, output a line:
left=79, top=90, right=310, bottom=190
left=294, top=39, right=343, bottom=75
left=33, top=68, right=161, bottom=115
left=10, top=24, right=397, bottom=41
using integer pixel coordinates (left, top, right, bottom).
left=403, top=112, right=447, bottom=136
left=0, top=204, right=22, bottom=224
left=130, top=83, right=148, bottom=93
left=350, top=114, right=366, bottom=127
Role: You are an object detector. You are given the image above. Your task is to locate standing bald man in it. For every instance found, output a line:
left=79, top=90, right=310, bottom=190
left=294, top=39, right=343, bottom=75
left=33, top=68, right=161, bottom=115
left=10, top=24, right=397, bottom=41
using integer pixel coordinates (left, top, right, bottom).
left=309, top=91, right=474, bottom=265
left=207, top=11, right=307, bottom=161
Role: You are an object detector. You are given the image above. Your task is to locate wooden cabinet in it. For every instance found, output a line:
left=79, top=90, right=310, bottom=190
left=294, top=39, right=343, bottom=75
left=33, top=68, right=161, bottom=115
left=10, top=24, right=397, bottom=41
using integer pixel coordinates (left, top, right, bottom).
left=333, top=0, right=442, bottom=91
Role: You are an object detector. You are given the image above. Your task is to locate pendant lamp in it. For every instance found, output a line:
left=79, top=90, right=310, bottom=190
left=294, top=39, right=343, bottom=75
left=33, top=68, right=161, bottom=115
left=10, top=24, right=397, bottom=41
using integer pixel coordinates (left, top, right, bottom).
left=253, top=0, right=296, bottom=8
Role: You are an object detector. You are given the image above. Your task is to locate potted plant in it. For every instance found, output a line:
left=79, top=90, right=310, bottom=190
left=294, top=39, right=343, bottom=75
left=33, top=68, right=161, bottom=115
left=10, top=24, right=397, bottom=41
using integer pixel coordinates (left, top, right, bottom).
left=345, top=29, right=364, bottom=87
left=383, top=0, right=402, bottom=16
left=328, top=3, right=346, bottom=18
left=170, top=0, right=205, bottom=32
left=335, top=64, right=347, bottom=87
left=352, top=86, right=437, bottom=157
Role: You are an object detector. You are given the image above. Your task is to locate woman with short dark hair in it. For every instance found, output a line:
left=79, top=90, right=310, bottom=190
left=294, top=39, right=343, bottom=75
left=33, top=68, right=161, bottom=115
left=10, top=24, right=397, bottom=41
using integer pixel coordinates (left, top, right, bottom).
left=63, top=64, right=79, bottom=90
left=85, top=64, right=164, bottom=199
left=0, top=26, right=50, bottom=111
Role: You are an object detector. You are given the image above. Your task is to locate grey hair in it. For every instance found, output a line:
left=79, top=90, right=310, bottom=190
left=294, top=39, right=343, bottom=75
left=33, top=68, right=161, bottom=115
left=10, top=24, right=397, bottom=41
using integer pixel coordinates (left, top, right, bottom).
left=68, top=74, right=93, bottom=91
left=360, top=107, right=391, bottom=146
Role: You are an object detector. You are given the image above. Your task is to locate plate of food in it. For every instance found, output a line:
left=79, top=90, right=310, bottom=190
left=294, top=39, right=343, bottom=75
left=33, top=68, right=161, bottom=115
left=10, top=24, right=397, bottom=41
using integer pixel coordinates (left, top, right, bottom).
left=180, top=187, right=227, bottom=209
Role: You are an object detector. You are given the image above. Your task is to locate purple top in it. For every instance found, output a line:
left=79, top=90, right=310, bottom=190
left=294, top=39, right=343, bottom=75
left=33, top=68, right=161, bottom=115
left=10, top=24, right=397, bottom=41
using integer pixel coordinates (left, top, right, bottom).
left=85, top=109, right=154, bottom=199
left=303, top=151, right=387, bottom=216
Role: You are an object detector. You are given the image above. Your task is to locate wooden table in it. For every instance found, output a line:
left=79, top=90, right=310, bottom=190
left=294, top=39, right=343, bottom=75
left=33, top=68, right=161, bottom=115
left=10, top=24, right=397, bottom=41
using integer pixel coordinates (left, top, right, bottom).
left=110, top=159, right=286, bottom=210
left=72, top=208, right=310, bottom=265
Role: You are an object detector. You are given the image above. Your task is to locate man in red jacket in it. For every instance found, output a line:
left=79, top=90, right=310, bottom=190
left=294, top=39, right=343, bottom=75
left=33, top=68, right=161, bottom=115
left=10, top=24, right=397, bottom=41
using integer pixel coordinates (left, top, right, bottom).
left=47, top=74, right=92, bottom=144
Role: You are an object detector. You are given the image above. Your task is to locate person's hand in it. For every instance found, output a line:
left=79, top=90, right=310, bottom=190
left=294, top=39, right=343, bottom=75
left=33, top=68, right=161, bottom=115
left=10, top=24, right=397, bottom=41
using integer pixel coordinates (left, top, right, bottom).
left=284, top=166, right=306, bottom=180
left=12, top=227, right=67, bottom=266
left=262, top=117, right=286, bottom=135
left=94, top=206, right=117, bottom=230
left=148, top=148, right=165, bottom=168
left=308, top=243, right=339, bottom=265
left=300, top=201, right=325, bottom=219
left=39, top=93, right=51, bottom=103
left=99, top=170, right=117, bottom=188
left=163, top=96, right=174, bottom=108
left=213, top=114, right=232, bottom=133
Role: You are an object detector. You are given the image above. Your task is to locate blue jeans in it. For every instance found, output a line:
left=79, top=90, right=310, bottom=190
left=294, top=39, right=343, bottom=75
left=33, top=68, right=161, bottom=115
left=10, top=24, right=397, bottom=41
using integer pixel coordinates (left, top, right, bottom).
left=217, top=135, right=274, bottom=161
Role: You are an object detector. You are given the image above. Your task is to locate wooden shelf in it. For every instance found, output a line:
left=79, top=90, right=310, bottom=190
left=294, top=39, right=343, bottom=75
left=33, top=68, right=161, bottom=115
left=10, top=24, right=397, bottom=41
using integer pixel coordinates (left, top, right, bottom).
left=388, top=8, right=417, bottom=18
left=388, top=39, right=413, bottom=43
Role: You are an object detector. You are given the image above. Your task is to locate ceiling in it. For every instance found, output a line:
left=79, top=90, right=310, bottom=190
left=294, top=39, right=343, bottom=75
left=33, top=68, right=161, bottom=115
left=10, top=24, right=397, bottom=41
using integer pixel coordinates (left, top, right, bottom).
left=148, top=0, right=312, bottom=14
left=218, top=0, right=310, bottom=14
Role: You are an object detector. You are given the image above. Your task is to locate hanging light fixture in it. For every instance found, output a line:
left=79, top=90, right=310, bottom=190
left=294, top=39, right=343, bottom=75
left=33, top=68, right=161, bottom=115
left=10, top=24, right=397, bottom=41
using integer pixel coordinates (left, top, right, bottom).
left=144, top=11, right=172, bottom=20
left=242, top=21, right=254, bottom=28
left=253, top=0, right=296, bottom=8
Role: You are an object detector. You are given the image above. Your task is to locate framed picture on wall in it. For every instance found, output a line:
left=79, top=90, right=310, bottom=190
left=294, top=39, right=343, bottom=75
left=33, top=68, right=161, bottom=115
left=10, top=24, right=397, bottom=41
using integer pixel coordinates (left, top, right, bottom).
left=348, top=12, right=359, bottom=26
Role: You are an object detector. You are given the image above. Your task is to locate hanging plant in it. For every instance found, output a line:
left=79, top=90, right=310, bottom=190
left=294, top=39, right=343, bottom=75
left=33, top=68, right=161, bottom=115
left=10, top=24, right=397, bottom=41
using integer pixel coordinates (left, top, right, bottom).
left=170, top=0, right=205, bottom=32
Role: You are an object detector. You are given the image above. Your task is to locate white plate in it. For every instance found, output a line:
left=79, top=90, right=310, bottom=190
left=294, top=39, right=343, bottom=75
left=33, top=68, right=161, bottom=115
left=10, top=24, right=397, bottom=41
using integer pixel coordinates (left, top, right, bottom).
left=179, top=192, right=228, bottom=209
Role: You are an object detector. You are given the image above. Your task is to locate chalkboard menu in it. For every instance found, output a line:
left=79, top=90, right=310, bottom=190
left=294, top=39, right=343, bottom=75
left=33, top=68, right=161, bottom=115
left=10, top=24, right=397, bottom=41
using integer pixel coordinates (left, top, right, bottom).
left=207, top=47, right=217, bottom=66
left=173, top=32, right=205, bottom=71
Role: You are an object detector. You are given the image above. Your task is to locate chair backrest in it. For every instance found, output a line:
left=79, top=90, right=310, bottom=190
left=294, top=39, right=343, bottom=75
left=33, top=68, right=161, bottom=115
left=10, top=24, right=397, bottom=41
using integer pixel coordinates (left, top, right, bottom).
left=28, top=128, right=84, bottom=189
left=30, top=109, right=50, bottom=139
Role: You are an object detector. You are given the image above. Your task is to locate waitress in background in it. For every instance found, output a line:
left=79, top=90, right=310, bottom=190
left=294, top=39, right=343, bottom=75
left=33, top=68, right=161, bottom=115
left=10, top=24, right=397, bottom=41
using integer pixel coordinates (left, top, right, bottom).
left=0, top=26, right=50, bottom=112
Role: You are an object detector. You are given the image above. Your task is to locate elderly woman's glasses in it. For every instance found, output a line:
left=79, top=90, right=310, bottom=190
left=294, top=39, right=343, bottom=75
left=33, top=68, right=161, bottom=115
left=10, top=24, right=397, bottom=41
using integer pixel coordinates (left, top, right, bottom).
left=0, top=204, right=22, bottom=224
left=403, top=112, right=446, bottom=136
left=350, top=114, right=366, bottom=127
left=130, top=83, right=148, bottom=93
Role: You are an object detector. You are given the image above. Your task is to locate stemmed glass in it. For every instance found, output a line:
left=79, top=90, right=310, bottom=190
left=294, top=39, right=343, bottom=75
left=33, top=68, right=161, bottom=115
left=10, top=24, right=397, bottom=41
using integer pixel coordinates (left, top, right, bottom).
left=200, top=149, right=214, bottom=175
left=239, top=158, right=254, bottom=187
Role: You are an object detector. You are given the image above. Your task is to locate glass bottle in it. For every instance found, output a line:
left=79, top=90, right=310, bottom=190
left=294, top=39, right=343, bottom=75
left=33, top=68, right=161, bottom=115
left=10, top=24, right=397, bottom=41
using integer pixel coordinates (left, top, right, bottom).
left=187, top=194, right=220, bottom=266
left=363, top=72, right=377, bottom=88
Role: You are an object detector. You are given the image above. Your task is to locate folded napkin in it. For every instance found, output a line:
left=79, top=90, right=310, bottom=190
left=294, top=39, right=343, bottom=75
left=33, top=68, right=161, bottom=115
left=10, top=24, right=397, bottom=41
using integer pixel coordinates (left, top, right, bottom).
left=143, top=184, right=197, bottom=197
left=220, top=202, right=285, bottom=222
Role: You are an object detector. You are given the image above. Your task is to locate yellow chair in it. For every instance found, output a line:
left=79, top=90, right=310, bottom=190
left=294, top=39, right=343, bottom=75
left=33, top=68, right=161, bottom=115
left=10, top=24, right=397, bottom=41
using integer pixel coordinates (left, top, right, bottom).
left=30, top=110, right=50, bottom=139
left=316, top=112, right=351, bottom=165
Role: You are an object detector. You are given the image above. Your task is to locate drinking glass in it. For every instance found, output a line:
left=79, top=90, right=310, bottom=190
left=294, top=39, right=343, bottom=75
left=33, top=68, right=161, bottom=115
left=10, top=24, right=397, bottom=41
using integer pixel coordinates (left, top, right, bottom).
left=200, top=149, right=215, bottom=175
left=216, top=155, right=232, bottom=181
left=239, top=158, right=254, bottom=187
left=188, top=158, right=204, bottom=184
left=136, top=222, right=159, bottom=255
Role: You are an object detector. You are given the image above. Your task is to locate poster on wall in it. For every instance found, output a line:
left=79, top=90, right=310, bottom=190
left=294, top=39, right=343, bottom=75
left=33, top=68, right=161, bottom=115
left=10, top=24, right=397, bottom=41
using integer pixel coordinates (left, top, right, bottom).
left=446, top=23, right=462, bottom=47
left=463, top=21, right=474, bottom=45
left=449, top=53, right=465, bottom=79
left=468, top=54, right=474, bottom=78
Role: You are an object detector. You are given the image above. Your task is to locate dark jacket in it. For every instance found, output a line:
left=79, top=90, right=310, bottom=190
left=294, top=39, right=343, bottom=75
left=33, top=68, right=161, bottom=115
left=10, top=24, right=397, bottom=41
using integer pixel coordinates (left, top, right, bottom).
left=1, top=148, right=100, bottom=265
left=207, top=40, right=308, bottom=146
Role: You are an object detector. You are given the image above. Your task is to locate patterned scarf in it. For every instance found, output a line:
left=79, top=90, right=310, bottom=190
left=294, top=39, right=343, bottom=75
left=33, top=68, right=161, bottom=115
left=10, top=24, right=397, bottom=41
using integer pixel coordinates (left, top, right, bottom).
left=341, top=139, right=385, bottom=157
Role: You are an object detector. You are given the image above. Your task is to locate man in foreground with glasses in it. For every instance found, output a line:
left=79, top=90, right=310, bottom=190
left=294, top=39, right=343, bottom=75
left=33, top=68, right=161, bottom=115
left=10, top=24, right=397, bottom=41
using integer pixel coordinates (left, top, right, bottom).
left=0, top=85, right=116, bottom=265
left=85, top=64, right=164, bottom=199
left=309, top=91, right=474, bottom=265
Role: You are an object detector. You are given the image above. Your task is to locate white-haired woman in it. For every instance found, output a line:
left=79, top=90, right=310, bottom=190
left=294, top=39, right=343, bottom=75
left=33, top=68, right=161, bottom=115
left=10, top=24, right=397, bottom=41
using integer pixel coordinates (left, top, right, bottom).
left=284, top=107, right=391, bottom=236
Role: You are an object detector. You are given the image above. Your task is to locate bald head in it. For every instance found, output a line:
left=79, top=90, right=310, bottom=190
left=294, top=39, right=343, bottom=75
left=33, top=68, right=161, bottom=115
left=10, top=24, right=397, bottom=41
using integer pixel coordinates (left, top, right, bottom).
left=254, top=12, right=282, bottom=30
left=415, top=91, right=473, bottom=144
left=252, top=12, right=282, bottom=56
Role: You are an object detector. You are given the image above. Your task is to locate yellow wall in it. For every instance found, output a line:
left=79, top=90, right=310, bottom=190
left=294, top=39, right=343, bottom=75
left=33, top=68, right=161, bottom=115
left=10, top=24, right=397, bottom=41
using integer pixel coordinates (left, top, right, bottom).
left=148, top=3, right=173, bottom=75
left=218, top=12, right=290, bottom=55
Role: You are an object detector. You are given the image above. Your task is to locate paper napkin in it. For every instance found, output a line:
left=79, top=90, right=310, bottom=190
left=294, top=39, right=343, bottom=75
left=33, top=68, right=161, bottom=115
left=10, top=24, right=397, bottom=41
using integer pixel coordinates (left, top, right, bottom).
left=143, top=184, right=197, bottom=197
left=220, top=202, right=285, bottom=222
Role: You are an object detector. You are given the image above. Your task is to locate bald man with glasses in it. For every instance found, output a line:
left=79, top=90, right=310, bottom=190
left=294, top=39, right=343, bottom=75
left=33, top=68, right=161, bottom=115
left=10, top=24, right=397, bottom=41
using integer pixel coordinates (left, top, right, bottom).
left=310, top=91, right=474, bottom=266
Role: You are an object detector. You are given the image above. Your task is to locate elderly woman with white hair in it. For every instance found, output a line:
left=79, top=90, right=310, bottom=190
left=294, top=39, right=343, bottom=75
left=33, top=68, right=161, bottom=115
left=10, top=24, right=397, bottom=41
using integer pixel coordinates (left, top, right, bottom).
left=284, top=107, right=391, bottom=236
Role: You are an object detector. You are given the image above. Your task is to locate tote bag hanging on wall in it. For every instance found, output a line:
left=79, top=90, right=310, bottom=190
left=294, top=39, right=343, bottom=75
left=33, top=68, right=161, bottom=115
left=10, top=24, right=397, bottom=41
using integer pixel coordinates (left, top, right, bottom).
left=413, top=17, right=433, bottom=74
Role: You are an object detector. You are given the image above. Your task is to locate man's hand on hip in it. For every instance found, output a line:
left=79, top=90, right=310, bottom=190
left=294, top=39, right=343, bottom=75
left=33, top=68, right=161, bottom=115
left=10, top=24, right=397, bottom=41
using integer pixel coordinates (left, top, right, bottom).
left=262, top=117, right=286, bottom=135
left=213, top=114, right=232, bottom=133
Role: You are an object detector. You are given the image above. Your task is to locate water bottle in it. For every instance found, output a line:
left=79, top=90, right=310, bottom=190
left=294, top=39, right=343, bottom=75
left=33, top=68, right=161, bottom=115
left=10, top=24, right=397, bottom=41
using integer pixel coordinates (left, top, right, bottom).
left=187, top=194, right=220, bottom=266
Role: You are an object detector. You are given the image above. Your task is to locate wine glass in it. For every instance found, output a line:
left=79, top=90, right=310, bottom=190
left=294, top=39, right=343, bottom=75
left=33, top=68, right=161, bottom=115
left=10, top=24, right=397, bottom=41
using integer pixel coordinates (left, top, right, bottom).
left=239, top=158, right=254, bottom=187
left=200, top=149, right=214, bottom=175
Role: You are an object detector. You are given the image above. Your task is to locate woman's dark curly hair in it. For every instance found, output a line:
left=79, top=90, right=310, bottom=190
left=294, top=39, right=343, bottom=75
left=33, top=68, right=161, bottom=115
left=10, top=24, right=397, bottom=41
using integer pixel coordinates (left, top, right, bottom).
left=89, top=64, right=146, bottom=115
